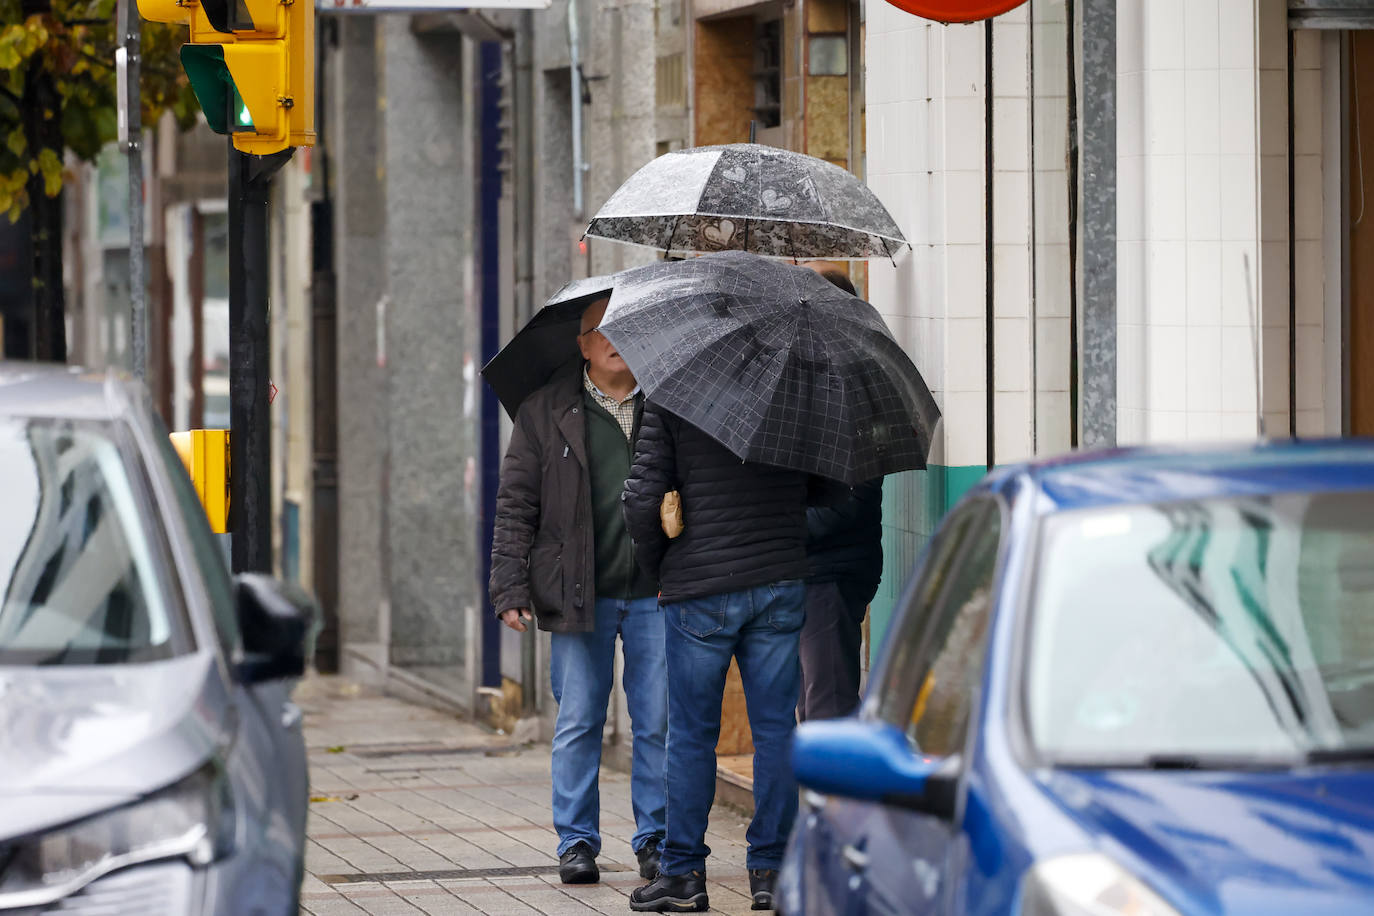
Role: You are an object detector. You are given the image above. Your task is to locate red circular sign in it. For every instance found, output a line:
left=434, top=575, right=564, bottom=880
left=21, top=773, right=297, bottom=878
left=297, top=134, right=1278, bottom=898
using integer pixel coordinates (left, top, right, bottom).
left=885, top=0, right=1028, bottom=21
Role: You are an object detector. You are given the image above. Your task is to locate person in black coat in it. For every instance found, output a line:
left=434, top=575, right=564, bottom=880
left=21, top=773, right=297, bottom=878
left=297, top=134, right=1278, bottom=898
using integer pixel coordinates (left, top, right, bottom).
left=799, top=268, right=885, bottom=721
left=622, top=402, right=811, bottom=913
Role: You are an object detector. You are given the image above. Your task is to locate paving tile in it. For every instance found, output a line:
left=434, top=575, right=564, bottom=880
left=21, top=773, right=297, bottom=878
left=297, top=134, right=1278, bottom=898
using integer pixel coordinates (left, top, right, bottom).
left=304, top=676, right=759, bottom=915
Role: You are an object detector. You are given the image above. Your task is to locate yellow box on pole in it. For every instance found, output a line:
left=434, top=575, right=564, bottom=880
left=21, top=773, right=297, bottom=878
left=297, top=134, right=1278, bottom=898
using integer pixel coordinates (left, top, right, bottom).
left=169, top=429, right=231, bottom=534
left=137, top=0, right=314, bottom=155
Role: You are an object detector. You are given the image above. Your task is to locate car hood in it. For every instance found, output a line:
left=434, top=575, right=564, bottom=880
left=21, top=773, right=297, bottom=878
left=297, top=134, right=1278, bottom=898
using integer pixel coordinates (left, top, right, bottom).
left=0, top=653, right=231, bottom=839
left=1041, top=768, right=1374, bottom=916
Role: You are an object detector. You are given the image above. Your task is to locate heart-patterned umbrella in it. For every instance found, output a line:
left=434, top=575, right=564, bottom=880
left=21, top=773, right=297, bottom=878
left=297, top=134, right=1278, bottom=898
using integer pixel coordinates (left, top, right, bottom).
left=585, top=143, right=908, bottom=261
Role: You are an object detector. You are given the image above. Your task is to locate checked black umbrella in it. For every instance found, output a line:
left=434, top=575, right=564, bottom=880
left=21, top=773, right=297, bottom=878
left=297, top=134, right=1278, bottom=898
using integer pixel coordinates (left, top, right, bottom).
left=585, top=143, right=908, bottom=261
left=598, top=251, right=940, bottom=485
left=481, top=273, right=617, bottom=418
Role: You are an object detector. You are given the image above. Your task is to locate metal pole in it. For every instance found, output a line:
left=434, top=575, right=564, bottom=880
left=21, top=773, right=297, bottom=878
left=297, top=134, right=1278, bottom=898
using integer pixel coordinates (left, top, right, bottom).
left=312, top=20, right=340, bottom=672
left=1077, top=0, right=1116, bottom=448
left=229, top=143, right=292, bottom=574
left=568, top=0, right=585, bottom=218
left=190, top=206, right=206, bottom=427
left=117, top=0, right=145, bottom=378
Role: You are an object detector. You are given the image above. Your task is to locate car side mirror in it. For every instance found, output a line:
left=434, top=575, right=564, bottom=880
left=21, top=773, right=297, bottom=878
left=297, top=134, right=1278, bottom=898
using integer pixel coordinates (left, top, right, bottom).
left=233, top=573, right=319, bottom=683
left=792, top=719, right=960, bottom=819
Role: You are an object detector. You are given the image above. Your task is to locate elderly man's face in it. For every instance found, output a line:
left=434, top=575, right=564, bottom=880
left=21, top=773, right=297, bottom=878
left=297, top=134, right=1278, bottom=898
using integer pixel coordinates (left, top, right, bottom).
left=578, top=299, right=631, bottom=379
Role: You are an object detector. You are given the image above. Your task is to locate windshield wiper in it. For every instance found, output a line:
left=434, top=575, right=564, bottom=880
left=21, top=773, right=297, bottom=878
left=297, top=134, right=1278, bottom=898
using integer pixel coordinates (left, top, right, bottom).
left=1139, top=753, right=1298, bottom=770
left=1304, top=747, right=1374, bottom=765
left=1142, top=754, right=1209, bottom=770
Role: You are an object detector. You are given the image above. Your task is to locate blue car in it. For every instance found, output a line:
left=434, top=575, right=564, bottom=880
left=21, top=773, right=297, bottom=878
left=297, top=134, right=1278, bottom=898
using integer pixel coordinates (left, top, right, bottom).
left=783, top=442, right=1374, bottom=916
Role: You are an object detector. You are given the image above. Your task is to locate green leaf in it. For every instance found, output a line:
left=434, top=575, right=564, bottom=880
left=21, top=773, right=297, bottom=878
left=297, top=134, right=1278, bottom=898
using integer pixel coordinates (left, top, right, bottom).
left=5, top=127, right=24, bottom=157
left=38, top=148, right=62, bottom=197
left=0, top=42, right=20, bottom=71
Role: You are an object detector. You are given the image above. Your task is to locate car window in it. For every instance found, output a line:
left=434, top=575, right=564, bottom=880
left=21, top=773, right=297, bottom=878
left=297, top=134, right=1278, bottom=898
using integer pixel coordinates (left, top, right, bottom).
left=876, top=500, right=1002, bottom=757
left=146, top=417, right=241, bottom=655
left=0, top=420, right=189, bottom=664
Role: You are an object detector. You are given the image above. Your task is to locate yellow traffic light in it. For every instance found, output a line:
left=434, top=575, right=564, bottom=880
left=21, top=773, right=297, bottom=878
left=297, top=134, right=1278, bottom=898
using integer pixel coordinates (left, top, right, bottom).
left=169, top=429, right=231, bottom=534
left=137, top=0, right=314, bottom=155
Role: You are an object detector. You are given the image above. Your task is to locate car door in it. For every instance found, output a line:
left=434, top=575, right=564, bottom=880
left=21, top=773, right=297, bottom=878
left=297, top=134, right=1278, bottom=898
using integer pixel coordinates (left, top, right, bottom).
left=827, top=498, right=1003, bottom=916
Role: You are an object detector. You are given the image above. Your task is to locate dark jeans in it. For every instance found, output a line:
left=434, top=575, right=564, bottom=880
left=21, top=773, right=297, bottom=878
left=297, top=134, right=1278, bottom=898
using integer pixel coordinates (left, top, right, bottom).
left=798, top=580, right=868, bottom=721
left=660, top=579, right=805, bottom=876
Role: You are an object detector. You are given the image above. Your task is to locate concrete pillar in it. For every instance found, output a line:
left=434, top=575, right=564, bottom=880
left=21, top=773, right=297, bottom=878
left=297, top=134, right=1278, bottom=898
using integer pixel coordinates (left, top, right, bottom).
left=331, top=17, right=386, bottom=668
left=378, top=19, right=480, bottom=683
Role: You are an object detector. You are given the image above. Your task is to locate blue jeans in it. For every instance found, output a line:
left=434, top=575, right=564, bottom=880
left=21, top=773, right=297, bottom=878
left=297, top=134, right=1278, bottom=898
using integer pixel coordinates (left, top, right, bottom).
left=660, top=579, right=805, bottom=876
left=550, top=596, right=668, bottom=856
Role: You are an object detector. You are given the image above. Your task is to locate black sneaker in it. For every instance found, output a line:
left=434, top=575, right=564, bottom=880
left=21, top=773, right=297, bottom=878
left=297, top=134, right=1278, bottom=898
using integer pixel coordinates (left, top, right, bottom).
left=629, top=870, right=709, bottom=912
left=636, top=837, right=663, bottom=879
left=749, top=869, right=778, bottom=911
left=558, top=842, right=599, bottom=884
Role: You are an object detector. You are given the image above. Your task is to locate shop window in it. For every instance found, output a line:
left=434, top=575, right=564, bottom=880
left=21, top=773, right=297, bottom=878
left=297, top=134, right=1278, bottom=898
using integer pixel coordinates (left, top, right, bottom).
left=808, top=34, right=847, bottom=76
left=753, top=18, right=782, bottom=129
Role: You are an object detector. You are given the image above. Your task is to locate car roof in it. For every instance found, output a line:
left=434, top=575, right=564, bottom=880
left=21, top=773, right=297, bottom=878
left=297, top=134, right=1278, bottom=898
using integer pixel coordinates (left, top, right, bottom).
left=979, top=439, right=1374, bottom=513
left=0, top=363, right=129, bottom=422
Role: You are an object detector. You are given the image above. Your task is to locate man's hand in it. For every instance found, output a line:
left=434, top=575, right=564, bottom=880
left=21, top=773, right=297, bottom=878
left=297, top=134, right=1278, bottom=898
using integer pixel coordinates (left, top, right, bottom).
left=500, top=608, right=533, bottom=632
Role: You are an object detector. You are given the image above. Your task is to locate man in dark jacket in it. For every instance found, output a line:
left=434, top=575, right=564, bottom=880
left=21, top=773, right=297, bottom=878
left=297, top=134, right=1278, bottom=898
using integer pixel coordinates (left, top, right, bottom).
left=800, top=268, right=885, bottom=721
left=800, top=478, right=883, bottom=719
left=622, top=403, right=809, bottom=913
left=489, top=300, right=666, bottom=886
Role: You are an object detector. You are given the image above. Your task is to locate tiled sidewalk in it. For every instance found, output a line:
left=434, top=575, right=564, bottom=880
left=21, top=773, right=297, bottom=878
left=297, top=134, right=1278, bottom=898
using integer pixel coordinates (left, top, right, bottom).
left=297, top=677, right=763, bottom=915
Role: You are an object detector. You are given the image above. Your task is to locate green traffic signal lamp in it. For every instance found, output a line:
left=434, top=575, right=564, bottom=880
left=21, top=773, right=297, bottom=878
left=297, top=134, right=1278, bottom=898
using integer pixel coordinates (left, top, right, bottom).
left=179, top=45, right=255, bottom=134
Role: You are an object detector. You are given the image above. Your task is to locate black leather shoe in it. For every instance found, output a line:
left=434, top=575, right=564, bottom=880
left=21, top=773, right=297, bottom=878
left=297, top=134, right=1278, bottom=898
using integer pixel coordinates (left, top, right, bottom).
left=749, top=869, right=778, bottom=910
left=636, top=837, right=663, bottom=879
left=558, top=842, right=599, bottom=884
left=629, top=870, right=709, bottom=912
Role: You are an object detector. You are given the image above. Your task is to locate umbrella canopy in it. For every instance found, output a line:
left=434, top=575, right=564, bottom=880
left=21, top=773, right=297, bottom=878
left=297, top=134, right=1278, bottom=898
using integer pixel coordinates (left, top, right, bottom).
left=585, top=143, right=908, bottom=261
left=598, top=251, right=940, bottom=485
left=481, top=274, right=617, bottom=418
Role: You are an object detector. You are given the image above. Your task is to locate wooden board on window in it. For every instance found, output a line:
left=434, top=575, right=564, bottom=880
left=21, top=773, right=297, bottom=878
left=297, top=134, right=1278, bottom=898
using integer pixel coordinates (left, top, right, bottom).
left=716, top=658, right=755, bottom=756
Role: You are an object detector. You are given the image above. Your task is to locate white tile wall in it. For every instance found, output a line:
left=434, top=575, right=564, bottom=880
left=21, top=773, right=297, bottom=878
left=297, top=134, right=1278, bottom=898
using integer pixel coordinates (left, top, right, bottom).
left=994, top=318, right=1031, bottom=392
left=1184, top=0, right=1220, bottom=72
left=1186, top=325, right=1223, bottom=412
left=1117, top=0, right=1299, bottom=445
left=867, top=6, right=1056, bottom=469
left=1185, top=70, right=1222, bottom=156
left=993, top=245, right=1031, bottom=319
left=1147, top=241, right=1188, bottom=326
left=994, top=390, right=1033, bottom=463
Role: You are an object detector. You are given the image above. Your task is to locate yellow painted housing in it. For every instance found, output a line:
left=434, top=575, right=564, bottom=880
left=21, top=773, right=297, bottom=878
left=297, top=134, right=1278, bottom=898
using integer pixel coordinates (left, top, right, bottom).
left=169, top=429, right=231, bottom=534
left=225, top=0, right=315, bottom=155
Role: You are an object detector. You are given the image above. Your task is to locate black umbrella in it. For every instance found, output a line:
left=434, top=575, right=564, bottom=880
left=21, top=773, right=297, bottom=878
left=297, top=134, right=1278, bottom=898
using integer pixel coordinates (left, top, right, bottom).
left=481, top=274, right=616, bottom=418
left=598, top=251, right=940, bottom=485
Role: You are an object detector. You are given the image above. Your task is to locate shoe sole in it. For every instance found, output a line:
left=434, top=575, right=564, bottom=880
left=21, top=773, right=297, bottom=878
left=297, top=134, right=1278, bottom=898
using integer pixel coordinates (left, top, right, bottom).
left=629, top=893, right=709, bottom=912
left=560, top=870, right=600, bottom=885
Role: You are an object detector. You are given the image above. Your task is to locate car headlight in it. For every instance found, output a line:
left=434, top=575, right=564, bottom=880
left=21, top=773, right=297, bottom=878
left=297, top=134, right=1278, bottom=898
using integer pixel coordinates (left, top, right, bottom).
left=1020, top=853, right=1181, bottom=916
left=0, top=761, right=235, bottom=909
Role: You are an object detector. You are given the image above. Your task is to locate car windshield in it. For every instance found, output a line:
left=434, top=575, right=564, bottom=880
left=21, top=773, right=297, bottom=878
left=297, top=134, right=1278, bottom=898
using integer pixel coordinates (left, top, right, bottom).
left=0, top=420, right=180, bottom=665
left=1028, top=491, right=1374, bottom=764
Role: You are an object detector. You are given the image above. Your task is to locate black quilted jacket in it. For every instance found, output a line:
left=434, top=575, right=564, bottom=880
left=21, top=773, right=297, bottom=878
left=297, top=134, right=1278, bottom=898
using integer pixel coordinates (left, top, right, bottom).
left=622, top=402, right=810, bottom=602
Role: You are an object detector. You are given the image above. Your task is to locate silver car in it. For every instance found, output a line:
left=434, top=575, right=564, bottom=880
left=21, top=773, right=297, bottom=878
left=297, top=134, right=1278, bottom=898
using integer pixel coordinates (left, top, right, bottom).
left=0, top=365, right=314, bottom=914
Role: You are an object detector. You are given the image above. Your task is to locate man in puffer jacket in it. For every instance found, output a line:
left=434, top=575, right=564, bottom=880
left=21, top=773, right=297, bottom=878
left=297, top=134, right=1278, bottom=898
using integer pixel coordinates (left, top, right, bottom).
left=799, top=268, right=884, bottom=722
left=622, top=402, right=809, bottom=913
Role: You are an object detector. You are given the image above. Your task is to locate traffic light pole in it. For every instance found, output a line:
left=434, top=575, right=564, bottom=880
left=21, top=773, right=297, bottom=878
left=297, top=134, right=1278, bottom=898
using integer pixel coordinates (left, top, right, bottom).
left=228, top=143, right=292, bottom=574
